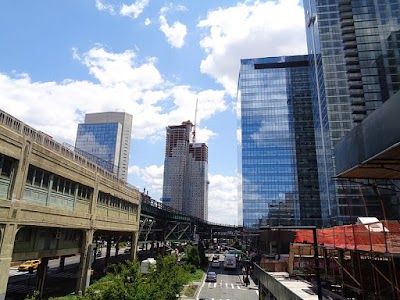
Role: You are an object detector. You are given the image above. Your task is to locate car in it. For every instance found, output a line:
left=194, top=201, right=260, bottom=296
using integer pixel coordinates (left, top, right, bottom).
left=206, top=271, right=217, bottom=282
left=18, top=259, right=40, bottom=272
left=211, top=260, right=220, bottom=268
left=212, top=254, right=219, bottom=261
left=96, top=250, right=102, bottom=257
left=124, top=247, right=131, bottom=253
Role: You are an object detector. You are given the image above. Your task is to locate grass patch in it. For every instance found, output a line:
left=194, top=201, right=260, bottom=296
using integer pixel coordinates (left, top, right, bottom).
left=188, top=268, right=205, bottom=281
left=183, top=284, right=199, bottom=298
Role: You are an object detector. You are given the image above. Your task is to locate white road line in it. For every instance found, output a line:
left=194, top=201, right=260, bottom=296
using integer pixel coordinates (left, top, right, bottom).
left=231, top=283, right=234, bottom=289
left=237, top=285, right=241, bottom=289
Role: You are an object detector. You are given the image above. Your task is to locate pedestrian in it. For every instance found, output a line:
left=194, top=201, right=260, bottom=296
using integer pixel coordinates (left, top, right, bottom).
left=244, top=275, right=250, bottom=287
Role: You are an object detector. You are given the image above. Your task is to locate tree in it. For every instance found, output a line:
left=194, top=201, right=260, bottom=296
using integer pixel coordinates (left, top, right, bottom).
left=79, top=256, right=190, bottom=300
left=197, top=242, right=208, bottom=267
left=185, top=246, right=200, bottom=268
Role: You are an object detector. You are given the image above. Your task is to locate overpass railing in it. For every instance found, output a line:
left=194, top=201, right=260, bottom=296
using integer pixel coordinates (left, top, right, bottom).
left=0, top=109, right=138, bottom=191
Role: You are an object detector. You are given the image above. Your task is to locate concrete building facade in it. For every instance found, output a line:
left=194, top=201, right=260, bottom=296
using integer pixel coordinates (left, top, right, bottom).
left=0, top=110, right=140, bottom=299
left=162, top=121, right=208, bottom=220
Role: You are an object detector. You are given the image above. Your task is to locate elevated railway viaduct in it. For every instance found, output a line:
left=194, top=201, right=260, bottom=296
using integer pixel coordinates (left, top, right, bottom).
left=0, top=109, right=242, bottom=299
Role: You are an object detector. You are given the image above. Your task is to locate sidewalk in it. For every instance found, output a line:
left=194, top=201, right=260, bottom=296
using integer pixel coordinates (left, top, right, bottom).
left=239, top=274, right=258, bottom=290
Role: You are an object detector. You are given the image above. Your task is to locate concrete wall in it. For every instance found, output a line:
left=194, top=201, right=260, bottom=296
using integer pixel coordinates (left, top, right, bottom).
left=0, top=121, right=141, bottom=299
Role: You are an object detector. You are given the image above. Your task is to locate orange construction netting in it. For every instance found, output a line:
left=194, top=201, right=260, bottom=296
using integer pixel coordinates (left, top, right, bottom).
left=294, top=220, right=400, bottom=254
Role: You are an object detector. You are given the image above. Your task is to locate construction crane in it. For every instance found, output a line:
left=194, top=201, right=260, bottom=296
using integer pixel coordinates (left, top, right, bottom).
left=192, top=98, right=198, bottom=143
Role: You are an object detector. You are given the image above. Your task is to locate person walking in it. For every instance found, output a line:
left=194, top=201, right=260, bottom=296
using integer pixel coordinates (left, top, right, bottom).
left=244, top=275, right=250, bottom=287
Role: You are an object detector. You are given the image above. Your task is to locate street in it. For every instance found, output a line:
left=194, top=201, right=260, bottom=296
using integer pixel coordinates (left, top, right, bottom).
left=197, top=257, right=258, bottom=300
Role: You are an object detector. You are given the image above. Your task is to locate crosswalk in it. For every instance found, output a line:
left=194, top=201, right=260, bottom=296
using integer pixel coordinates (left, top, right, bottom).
left=206, top=282, right=244, bottom=289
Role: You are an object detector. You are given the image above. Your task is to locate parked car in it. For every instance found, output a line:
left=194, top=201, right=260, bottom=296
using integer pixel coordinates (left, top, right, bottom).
left=124, top=247, right=131, bottom=253
left=18, top=259, right=40, bottom=272
left=211, top=260, right=220, bottom=268
left=206, top=271, right=217, bottom=282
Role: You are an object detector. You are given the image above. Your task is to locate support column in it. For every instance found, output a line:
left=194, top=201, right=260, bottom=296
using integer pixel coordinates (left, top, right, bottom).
left=130, top=232, right=138, bottom=261
left=0, top=224, right=18, bottom=300
left=75, top=229, right=94, bottom=295
left=35, top=257, right=49, bottom=298
left=59, top=256, right=65, bottom=271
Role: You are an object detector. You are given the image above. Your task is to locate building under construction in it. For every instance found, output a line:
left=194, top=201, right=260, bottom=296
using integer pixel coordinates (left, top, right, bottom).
left=292, top=220, right=400, bottom=299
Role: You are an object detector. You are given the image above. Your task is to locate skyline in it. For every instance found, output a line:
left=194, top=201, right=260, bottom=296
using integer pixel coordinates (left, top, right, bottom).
left=0, top=0, right=307, bottom=225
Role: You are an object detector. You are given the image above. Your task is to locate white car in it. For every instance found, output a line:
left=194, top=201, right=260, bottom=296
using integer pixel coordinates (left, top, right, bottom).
left=211, top=260, right=220, bottom=268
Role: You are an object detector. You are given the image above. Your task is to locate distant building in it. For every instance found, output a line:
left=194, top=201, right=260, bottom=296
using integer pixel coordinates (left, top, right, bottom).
left=162, top=121, right=209, bottom=220
left=75, top=112, right=132, bottom=181
left=238, top=55, right=321, bottom=230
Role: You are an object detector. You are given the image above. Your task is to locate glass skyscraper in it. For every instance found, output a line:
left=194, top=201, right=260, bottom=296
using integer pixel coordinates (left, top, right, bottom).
left=75, top=112, right=133, bottom=181
left=238, top=55, right=321, bottom=230
left=304, top=0, right=400, bottom=226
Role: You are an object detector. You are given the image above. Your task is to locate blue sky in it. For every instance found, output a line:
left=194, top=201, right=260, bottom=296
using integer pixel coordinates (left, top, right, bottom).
left=0, top=0, right=306, bottom=225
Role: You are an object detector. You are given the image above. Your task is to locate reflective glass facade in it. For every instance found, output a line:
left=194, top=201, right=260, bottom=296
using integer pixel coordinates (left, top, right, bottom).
left=304, top=0, right=400, bottom=226
left=75, top=123, right=121, bottom=174
left=238, top=55, right=321, bottom=230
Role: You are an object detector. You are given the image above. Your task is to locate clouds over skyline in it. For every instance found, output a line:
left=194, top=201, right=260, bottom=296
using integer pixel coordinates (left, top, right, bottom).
left=0, top=0, right=308, bottom=225
left=198, top=0, right=307, bottom=96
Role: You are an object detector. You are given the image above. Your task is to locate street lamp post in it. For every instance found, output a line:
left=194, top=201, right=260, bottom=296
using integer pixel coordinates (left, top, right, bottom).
left=261, top=225, right=322, bottom=300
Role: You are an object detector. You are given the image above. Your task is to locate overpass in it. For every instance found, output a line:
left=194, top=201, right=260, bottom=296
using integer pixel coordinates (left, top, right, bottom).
left=139, top=193, right=242, bottom=246
left=0, top=109, right=242, bottom=299
left=0, top=110, right=141, bottom=299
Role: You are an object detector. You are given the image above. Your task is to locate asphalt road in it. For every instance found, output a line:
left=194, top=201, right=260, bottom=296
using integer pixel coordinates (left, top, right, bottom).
left=197, top=257, right=259, bottom=300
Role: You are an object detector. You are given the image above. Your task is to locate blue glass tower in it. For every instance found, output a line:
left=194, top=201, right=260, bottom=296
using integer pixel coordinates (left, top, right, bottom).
left=238, top=55, right=321, bottom=230
left=75, top=123, right=121, bottom=174
left=75, top=112, right=132, bottom=181
left=304, top=0, right=400, bottom=226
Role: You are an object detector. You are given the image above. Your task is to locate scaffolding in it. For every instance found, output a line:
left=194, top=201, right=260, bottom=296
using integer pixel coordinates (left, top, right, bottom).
left=293, top=220, right=400, bottom=299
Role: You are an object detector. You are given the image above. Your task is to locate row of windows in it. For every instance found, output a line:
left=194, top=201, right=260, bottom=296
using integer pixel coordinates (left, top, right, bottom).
left=97, top=191, right=138, bottom=213
left=26, top=166, right=92, bottom=199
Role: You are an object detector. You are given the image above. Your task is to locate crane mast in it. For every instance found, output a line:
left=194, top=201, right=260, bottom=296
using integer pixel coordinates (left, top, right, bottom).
left=192, top=99, right=198, bottom=144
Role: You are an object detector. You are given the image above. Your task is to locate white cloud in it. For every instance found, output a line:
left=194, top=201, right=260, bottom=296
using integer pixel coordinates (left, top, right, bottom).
left=159, top=15, right=187, bottom=48
left=120, top=0, right=149, bottom=19
left=0, top=47, right=226, bottom=144
left=198, top=0, right=307, bottom=96
left=95, top=0, right=115, bottom=15
left=129, top=164, right=164, bottom=196
left=144, top=18, right=151, bottom=25
left=208, top=174, right=239, bottom=225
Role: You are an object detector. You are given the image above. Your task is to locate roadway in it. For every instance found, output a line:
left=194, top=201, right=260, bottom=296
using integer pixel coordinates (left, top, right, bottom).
left=6, top=248, right=127, bottom=299
left=197, top=253, right=259, bottom=300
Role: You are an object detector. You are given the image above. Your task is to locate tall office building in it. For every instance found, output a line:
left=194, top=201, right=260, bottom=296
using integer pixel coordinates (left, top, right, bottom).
left=75, top=112, right=133, bottom=181
left=238, top=55, right=321, bottom=230
left=162, top=121, right=209, bottom=220
left=304, top=0, right=400, bottom=226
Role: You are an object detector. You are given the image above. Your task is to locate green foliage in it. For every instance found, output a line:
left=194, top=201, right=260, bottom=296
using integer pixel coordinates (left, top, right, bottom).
left=197, top=242, right=208, bottom=267
left=182, top=263, right=197, bottom=274
left=187, top=268, right=205, bottom=281
left=185, top=246, right=200, bottom=268
left=24, top=291, right=40, bottom=300
left=71, top=256, right=190, bottom=300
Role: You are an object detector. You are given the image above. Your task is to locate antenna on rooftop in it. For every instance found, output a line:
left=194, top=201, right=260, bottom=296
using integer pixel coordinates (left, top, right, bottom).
left=192, top=98, right=198, bottom=143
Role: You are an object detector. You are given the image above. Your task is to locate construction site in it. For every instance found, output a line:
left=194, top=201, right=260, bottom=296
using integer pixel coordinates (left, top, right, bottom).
left=255, top=93, right=400, bottom=299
